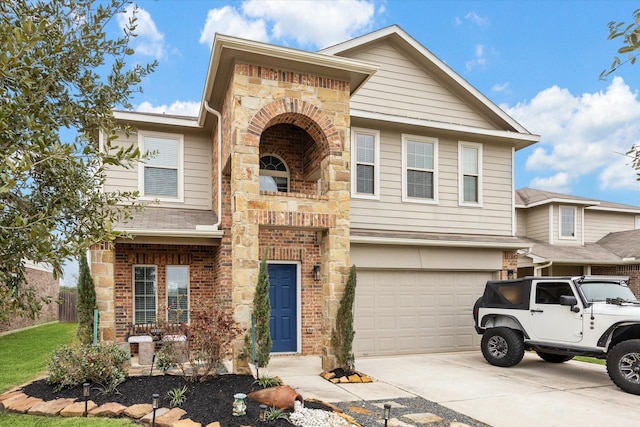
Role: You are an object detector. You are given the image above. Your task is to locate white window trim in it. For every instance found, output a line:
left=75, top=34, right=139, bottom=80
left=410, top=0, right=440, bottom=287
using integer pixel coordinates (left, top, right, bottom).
left=401, top=134, right=438, bottom=204
left=166, top=265, right=190, bottom=324
left=138, top=131, right=184, bottom=203
left=458, top=141, right=483, bottom=207
left=133, top=265, right=157, bottom=325
left=351, top=127, right=380, bottom=200
left=259, top=153, right=290, bottom=193
left=559, top=205, right=577, bottom=240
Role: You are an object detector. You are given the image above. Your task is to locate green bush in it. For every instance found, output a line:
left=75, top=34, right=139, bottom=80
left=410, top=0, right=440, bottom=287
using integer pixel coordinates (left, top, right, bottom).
left=47, top=344, right=128, bottom=393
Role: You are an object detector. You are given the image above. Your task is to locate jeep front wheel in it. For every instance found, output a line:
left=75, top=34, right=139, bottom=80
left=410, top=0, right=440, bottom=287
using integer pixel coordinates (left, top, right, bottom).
left=481, top=327, right=524, bottom=367
left=607, top=339, right=640, bottom=395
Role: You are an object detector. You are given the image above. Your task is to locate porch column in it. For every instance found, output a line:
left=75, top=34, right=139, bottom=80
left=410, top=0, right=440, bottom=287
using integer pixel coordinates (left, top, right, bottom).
left=90, top=242, right=116, bottom=342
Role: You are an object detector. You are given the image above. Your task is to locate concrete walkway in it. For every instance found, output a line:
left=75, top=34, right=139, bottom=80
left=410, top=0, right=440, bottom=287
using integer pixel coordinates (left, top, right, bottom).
left=268, top=351, right=640, bottom=427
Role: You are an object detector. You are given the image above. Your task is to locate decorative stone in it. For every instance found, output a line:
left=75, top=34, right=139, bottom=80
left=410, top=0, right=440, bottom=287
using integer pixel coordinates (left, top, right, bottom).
left=2, top=395, right=43, bottom=413
left=89, top=402, right=128, bottom=417
left=204, top=422, right=221, bottom=427
left=172, top=419, right=202, bottom=427
left=347, top=406, right=374, bottom=415
left=28, top=398, right=76, bottom=416
left=124, top=403, right=153, bottom=419
left=347, top=374, right=362, bottom=383
left=155, top=407, right=187, bottom=427
left=0, top=392, right=27, bottom=410
left=59, top=400, right=97, bottom=417
left=320, top=371, right=335, bottom=380
left=405, top=412, right=443, bottom=423
left=0, top=390, right=23, bottom=403
left=140, top=407, right=170, bottom=424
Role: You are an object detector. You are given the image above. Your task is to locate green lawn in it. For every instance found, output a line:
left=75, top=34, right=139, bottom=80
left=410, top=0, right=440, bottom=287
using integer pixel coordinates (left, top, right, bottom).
left=0, top=322, right=77, bottom=393
left=574, top=356, right=607, bottom=365
left=0, top=322, right=135, bottom=426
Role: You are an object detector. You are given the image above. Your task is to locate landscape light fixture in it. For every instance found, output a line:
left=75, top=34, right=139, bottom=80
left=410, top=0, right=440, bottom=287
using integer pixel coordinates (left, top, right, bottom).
left=313, top=264, right=321, bottom=281
left=82, top=382, right=90, bottom=417
left=383, top=403, right=391, bottom=427
left=259, top=404, right=267, bottom=422
left=152, top=393, right=160, bottom=427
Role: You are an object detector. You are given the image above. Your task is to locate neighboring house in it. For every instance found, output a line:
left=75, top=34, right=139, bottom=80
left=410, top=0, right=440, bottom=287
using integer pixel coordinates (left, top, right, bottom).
left=0, top=261, right=59, bottom=334
left=516, top=187, right=640, bottom=295
left=92, top=25, right=540, bottom=369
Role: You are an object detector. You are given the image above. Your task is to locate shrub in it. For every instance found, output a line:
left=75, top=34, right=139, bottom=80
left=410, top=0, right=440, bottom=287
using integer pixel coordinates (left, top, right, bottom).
left=76, top=254, right=97, bottom=345
left=332, top=265, right=357, bottom=371
left=167, top=385, right=188, bottom=407
left=174, top=302, right=242, bottom=382
left=155, top=345, right=177, bottom=374
left=253, top=250, right=272, bottom=368
left=47, top=343, right=128, bottom=393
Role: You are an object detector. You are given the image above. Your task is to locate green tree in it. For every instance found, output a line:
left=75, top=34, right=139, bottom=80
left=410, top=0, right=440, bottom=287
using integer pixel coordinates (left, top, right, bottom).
left=76, top=254, right=96, bottom=344
left=332, top=265, right=357, bottom=371
left=253, top=251, right=272, bottom=368
left=0, top=0, right=155, bottom=324
left=600, top=8, right=640, bottom=79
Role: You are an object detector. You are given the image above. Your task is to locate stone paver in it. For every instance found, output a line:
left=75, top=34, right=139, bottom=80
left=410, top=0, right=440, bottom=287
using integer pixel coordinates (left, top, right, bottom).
left=125, top=403, right=153, bottom=419
left=155, top=407, right=187, bottom=427
left=172, top=418, right=202, bottom=427
left=0, top=390, right=23, bottom=404
left=89, top=402, right=128, bottom=417
left=3, top=395, right=43, bottom=413
left=28, top=398, right=76, bottom=416
left=59, top=400, right=98, bottom=417
left=405, top=412, right=444, bottom=423
left=204, top=422, right=221, bottom=427
left=387, top=417, right=416, bottom=427
left=140, top=407, right=170, bottom=424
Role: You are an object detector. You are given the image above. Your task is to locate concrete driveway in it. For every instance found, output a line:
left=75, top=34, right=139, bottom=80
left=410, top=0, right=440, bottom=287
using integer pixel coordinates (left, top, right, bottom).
left=355, top=352, right=638, bottom=427
left=270, top=351, right=639, bottom=427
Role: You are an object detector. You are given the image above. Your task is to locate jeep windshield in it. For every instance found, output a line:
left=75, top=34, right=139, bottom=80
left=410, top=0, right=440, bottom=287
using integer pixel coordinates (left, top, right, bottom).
left=576, top=280, right=638, bottom=304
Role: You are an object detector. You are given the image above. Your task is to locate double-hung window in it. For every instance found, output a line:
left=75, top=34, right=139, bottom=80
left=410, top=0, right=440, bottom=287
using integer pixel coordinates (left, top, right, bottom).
left=166, top=266, right=189, bottom=323
left=139, top=132, right=183, bottom=201
left=352, top=128, right=380, bottom=199
left=134, top=266, right=157, bottom=324
left=402, top=134, right=437, bottom=203
left=459, top=142, right=482, bottom=206
left=559, top=206, right=576, bottom=239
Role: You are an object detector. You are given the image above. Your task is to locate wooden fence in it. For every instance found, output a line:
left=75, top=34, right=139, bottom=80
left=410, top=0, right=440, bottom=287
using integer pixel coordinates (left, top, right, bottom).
left=58, top=292, right=77, bottom=323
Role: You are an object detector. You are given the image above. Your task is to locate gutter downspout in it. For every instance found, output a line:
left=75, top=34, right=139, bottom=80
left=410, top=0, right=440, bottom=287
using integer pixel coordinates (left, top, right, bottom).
left=535, top=261, right=553, bottom=276
left=204, top=101, right=222, bottom=230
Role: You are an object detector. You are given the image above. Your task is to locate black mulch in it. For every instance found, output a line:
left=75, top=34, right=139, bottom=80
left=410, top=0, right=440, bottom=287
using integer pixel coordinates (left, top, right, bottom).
left=21, top=374, right=330, bottom=426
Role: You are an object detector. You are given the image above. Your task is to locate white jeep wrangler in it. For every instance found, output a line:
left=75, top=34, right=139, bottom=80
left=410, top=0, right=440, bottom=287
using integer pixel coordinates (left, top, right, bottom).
left=473, top=275, right=640, bottom=394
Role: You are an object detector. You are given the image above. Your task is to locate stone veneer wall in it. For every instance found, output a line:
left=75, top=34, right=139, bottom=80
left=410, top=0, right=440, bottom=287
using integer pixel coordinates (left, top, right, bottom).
left=225, top=63, right=352, bottom=370
left=91, top=242, right=115, bottom=341
left=0, top=266, right=59, bottom=334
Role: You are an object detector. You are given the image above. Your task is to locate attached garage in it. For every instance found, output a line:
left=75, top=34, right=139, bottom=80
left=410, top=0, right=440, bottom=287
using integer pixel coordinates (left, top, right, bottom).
left=351, top=244, right=503, bottom=356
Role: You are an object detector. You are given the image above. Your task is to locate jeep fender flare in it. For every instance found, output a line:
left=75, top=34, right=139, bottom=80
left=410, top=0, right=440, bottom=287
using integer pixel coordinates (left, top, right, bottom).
left=598, top=322, right=640, bottom=348
left=480, top=314, right=530, bottom=339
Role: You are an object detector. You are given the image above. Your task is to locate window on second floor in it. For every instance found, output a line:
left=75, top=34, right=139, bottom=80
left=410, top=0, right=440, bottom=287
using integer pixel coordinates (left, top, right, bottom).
left=352, top=128, right=380, bottom=199
left=459, top=142, right=482, bottom=206
left=259, top=155, right=289, bottom=192
left=402, top=134, right=437, bottom=203
left=559, top=206, right=576, bottom=239
left=139, top=132, right=183, bottom=201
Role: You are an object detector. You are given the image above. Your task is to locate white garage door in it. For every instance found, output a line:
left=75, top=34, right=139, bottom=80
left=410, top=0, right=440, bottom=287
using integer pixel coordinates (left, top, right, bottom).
left=354, top=269, right=493, bottom=356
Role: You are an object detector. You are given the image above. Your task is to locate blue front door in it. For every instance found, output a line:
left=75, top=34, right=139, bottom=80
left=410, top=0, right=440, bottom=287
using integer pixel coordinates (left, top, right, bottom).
left=268, top=264, right=297, bottom=352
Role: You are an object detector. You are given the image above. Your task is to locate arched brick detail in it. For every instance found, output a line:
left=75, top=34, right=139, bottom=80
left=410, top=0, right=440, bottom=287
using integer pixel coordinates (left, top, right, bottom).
left=246, top=99, right=341, bottom=155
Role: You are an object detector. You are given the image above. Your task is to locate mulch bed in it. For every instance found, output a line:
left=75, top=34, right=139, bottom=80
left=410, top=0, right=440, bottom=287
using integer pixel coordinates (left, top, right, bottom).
left=22, top=374, right=330, bottom=426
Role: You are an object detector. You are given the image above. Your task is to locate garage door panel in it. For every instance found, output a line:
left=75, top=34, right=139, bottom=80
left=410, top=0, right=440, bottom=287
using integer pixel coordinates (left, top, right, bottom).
left=355, top=269, right=492, bottom=356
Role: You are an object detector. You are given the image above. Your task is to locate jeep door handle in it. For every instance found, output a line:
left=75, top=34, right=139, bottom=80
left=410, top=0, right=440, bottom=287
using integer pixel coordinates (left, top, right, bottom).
left=530, top=309, right=544, bottom=313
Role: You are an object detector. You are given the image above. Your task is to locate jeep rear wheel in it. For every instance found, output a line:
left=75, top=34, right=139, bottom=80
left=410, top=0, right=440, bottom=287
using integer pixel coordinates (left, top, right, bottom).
left=481, top=327, right=524, bottom=367
left=537, top=351, right=574, bottom=363
left=607, top=339, right=640, bottom=395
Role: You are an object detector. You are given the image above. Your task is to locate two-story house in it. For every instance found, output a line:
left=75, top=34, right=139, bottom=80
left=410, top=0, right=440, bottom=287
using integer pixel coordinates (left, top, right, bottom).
left=516, top=187, right=640, bottom=295
left=92, top=25, right=539, bottom=370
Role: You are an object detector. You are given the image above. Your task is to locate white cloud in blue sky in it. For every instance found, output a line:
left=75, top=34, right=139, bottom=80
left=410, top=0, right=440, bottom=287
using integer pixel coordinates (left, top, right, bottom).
left=506, top=77, right=640, bottom=193
left=118, top=4, right=167, bottom=59
left=136, top=100, right=200, bottom=116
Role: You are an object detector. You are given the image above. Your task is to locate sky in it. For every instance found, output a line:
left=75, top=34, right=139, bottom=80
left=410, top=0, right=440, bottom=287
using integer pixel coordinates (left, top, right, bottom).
left=63, top=0, right=640, bottom=283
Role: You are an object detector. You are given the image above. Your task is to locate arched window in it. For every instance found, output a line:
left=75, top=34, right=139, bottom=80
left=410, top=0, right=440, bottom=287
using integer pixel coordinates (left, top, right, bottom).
left=259, top=155, right=289, bottom=192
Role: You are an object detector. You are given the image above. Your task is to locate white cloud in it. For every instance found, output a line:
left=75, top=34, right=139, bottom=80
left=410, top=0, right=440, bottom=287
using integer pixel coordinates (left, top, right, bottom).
left=465, top=11, right=489, bottom=27
left=199, top=5, right=269, bottom=46
left=492, top=82, right=510, bottom=93
left=200, top=0, right=377, bottom=49
left=466, top=44, right=487, bottom=71
left=136, top=101, right=200, bottom=117
left=118, top=5, right=166, bottom=59
left=530, top=173, right=572, bottom=194
left=506, top=77, right=640, bottom=192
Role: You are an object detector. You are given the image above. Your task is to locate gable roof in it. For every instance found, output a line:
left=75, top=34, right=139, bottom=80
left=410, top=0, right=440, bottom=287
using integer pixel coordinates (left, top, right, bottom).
left=516, top=187, right=640, bottom=213
left=321, top=25, right=539, bottom=149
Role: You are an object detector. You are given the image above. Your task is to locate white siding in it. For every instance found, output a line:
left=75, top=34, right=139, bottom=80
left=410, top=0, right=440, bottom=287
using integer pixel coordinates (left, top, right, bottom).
left=523, top=206, right=550, bottom=242
left=584, top=210, right=636, bottom=242
left=516, top=209, right=527, bottom=236
left=104, top=129, right=212, bottom=210
left=348, top=41, right=496, bottom=130
left=350, top=128, right=514, bottom=235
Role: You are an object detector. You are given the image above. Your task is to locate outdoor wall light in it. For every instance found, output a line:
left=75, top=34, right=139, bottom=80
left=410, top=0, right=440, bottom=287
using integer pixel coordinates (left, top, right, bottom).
left=507, top=269, right=515, bottom=279
left=82, top=382, right=90, bottom=417
left=313, top=264, right=321, bottom=281
left=151, top=393, right=160, bottom=427
left=259, top=404, right=267, bottom=422
left=383, top=403, right=391, bottom=427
